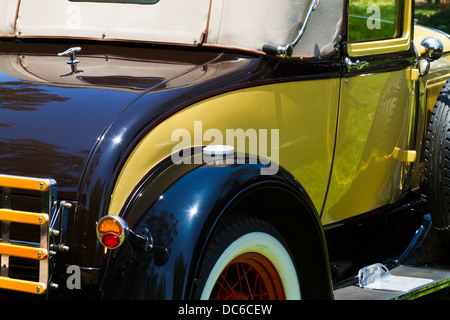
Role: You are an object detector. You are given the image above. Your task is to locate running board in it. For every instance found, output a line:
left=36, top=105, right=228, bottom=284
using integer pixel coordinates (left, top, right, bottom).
left=333, top=264, right=450, bottom=300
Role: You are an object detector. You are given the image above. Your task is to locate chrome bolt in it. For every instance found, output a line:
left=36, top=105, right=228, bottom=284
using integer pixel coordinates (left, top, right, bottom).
left=63, top=202, right=73, bottom=209
left=50, top=282, right=59, bottom=290
left=39, top=182, right=44, bottom=189
left=37, top=251, right=42, bottom=258
left=58, top=244, right=70, bottom=252
left=36, top=286, right=41, bottom=293
left=38, top=217, right=43, bottom=224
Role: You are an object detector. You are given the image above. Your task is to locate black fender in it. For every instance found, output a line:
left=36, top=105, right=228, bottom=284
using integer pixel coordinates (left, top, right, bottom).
left=100, top=154, right=333, bottom=300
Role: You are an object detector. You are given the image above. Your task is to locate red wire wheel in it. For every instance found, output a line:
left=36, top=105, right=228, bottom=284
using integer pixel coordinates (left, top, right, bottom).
left=196, top=216, right=300, bottom=300
left=212, top=252, right=286, bottom=300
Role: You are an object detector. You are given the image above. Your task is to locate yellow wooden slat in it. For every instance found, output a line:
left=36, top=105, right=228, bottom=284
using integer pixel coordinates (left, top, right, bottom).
left=0, top=209, right=48, bottom=225
left=0, top=243, right=47, bottom=260
left=0, top=174, right=51, bottom=191
left=0, top=276, right=46, bottom=294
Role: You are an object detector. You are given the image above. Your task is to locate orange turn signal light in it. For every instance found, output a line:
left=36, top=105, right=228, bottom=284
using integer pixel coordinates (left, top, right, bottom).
left=96, top=215, right=128, bottom=249
left=98, top=217, right=122, bottom=235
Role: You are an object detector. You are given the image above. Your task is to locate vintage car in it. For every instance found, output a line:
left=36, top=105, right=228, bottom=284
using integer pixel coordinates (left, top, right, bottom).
left=0, top=0, right=450, bottom=300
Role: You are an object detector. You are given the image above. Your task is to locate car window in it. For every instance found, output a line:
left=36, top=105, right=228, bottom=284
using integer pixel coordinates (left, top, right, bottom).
left=348, top=0, right=403, bottom=42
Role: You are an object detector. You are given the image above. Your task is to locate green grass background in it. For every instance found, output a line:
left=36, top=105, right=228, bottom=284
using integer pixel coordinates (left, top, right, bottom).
left=415, top=1, right=450, bottom=34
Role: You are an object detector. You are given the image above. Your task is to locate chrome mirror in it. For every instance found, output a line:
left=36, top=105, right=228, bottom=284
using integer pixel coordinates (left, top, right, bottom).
left=418, top=36, right=443, bottom=77
left=421, top=36, right=444, bottom=61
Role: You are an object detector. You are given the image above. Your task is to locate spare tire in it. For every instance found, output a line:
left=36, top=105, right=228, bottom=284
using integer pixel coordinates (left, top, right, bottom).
left=424, top=79, right=450, bottom=242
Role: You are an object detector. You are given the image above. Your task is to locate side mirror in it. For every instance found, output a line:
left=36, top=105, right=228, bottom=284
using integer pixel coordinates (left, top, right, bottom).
left=420, top=37, right=444, bottom=61
left=419, top=36, right=443, bottom=77
left=421, top=36, right=444, bottom=61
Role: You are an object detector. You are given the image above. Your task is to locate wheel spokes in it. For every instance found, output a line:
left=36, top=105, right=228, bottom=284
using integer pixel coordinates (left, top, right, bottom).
left=212, top=254, right=278, bottom=300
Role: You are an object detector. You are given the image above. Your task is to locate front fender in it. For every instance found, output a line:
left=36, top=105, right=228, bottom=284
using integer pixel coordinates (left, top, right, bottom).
left=414, top=25, right=450, bottom=56
left=99, top=155, right=332, bottom=299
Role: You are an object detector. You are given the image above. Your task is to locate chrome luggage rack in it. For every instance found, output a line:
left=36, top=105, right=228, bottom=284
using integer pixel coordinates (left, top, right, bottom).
left=0, top=174, right=56, bottom=295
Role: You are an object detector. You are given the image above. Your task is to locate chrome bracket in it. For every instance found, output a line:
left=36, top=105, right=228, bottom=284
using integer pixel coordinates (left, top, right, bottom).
left=358, top=263, right=433, bottom=292
left=262, top=0, right=319, bottom=58
left=49, top=201, right=73, bottom=254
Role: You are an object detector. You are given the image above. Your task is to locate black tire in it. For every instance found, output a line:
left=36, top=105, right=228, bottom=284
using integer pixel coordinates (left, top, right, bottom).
left=424, top=79, right=450, bottom=242
left=194, top=215, right=301, bottom=300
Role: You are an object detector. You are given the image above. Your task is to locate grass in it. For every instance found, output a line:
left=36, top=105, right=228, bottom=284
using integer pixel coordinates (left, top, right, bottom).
left=348, top=0, right=400, bottom=41
left=414, top=2, right=450, bottom=34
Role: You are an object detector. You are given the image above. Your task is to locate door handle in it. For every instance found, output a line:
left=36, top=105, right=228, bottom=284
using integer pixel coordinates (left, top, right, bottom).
left=345, top=57, right=369, bottom=72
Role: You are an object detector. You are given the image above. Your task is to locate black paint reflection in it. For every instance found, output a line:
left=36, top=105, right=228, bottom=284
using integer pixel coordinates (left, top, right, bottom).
left=0, top=70, right=139, bottom=196
left=0, top=81, right=71, bottom=111
left=114, top=208, right=184, bottom=299
left=141, top=209, right=179, bottom=253
left=0, top=138, right=89, bottom=194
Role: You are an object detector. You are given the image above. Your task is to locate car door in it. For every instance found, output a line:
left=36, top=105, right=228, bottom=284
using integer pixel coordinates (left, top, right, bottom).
left=321, top=0, right=416, bottom=225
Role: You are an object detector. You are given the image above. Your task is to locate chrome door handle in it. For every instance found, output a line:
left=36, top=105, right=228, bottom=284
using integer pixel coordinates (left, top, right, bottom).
left=345, top=57, right=369, bottom=72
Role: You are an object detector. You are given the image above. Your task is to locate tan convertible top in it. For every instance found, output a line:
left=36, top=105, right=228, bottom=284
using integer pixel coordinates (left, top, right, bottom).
left=0, top=0, right=343, bottom=58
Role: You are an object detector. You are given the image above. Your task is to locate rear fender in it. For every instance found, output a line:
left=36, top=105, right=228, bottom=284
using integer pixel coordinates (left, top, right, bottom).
left=100, top=152, right=332, bottom=299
